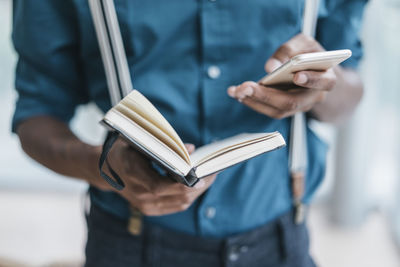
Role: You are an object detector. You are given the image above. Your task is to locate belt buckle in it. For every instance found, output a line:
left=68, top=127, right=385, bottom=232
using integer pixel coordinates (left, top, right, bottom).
left=128, top=208, right=143, bottom=235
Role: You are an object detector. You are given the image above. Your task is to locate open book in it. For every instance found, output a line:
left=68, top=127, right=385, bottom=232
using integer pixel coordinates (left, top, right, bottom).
left=101, top=90, right=286, bottom=187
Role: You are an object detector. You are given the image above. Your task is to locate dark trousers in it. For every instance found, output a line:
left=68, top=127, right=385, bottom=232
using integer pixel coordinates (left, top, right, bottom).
left=85, top=204, right=316, bottom=267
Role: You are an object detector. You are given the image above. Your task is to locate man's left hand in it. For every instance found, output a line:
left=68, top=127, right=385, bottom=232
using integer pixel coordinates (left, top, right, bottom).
left=227, top=34, right=337, bottom=119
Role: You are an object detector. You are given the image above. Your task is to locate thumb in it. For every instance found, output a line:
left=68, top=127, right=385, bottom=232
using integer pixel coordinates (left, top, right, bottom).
left=264, top=58, right=283, bottom=73
left=184, top=143, right=196, bottom=154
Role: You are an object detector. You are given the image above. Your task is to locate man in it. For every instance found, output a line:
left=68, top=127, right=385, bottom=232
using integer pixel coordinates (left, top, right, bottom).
left=12, top=0, right=366, bottom=266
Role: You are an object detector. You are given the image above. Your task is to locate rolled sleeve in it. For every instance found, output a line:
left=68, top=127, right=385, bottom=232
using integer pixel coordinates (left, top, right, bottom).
left=317, top=0, right=368, bottom=69
left=11, top=0, right=89, bottom=132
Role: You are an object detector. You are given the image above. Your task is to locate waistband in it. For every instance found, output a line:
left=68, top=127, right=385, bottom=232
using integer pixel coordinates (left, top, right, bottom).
left=86, top=203, right=311, bottom=266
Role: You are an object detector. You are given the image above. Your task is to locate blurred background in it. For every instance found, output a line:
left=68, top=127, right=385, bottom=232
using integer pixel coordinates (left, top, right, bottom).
left=1, top=0, right=400, bottom=266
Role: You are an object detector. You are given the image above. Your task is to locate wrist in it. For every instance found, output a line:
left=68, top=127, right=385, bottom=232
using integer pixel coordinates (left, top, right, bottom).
left=76, top=143, right=111, bottom=190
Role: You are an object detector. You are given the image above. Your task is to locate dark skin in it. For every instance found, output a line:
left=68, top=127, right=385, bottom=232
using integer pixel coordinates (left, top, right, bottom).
left=228, top=34, right=363, bottom=123
left=16, top=34, right=363, bottom=216
left=17, top=116, right=216, bottom=216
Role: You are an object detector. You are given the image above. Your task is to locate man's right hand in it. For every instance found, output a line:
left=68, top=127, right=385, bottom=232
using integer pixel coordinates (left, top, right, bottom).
left=105, top=138, right=217, bottom=216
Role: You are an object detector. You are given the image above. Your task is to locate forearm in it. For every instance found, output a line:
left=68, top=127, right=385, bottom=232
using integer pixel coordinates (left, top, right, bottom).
left=16, top=116, right=109, bottom=189
left=310, top=67, right=363, bottom=124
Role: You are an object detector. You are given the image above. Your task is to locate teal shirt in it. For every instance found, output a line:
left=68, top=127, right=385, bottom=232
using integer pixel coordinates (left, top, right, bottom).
left=12, top=0, right=366, bottom=237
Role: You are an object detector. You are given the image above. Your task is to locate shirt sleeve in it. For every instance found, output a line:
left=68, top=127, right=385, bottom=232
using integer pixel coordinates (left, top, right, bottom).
left=316, top=0, right=368, bottom=69
left=11, top=0, right=89, bottom=132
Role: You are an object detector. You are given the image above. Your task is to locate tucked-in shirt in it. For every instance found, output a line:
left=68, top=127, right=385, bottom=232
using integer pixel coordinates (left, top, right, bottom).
left=12, top=0, right=366, bottom=237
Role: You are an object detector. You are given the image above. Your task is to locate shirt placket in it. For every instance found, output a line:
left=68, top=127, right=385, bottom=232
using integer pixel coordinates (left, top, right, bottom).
left=197, top=0, right=231, bottom=236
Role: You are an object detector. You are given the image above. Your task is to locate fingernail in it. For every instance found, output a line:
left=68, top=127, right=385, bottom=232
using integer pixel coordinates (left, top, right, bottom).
left=194, top=180, right=205, bottom=189
left=227, top=86, right=237, bottom=98
left=295, top=73, right=308, bottom=84
left=237, top=87, right=254, bottom=100
left=266, top=58, right=282, bottom=72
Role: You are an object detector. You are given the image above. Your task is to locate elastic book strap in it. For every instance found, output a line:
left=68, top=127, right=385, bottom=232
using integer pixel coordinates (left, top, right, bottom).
left=99, top=132, right=199, bottom=189
left=99, top=131, right=125, bottom=190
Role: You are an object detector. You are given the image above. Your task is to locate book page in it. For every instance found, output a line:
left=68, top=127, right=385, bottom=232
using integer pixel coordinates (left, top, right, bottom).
left=104, top=109, right=191, bottom=176
left=115, top=104, right=189, bottom=163
left=194, top=133, right=285, bottom=178
left=120, top=90, right=190, bottom=163
left=190, top=132, right=280, bottom=167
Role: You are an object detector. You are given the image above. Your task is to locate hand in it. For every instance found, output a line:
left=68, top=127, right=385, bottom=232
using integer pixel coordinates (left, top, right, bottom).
left=105, top=139, right=217, bottom=216
left=227, top=33, right=337, bottom=119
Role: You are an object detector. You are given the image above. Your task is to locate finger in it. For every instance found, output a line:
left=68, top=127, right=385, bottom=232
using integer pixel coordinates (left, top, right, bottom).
left=229, top=81, right=284, bottom=106
left=227, top=85, right=238, bottom=98
left=184, top=143, right=196, bottom=154
left=124, top=153, right=208, bottom=197
left=138, top=200, right=189, bottom=216
left=232, top=80, right=326, bottom=113
left=265, top=34, right=324, bottom=73
left=231, top=80, right=307, bottom=105
left=107, top=142, right=164, bottom=192
left=142, top=173, right=213, bottom=199
left=243, top=95, right=322, bottom=118
left=201, top=173, right=217, bottom=187
left=293, top=69, right=337, bottom=91
left=272, top=34, right=323, bottom=62
left=140, top=203, right=191, bottom=216
left=124, top=162, right=167, bottom=192
left=126, top=176, right=218, bottom=216
left=124, top=179, right=203, bottom=208
left=144, top=177, right=205, bottom=197
left=265, top=58, right=283, bottom=73
left=241, top=97, right=292, bottom=119
left=137, top=192, right=200, bottom=216
left=242, top=89, right=327, bottom=117
left=228, top=81, right=258, bottom=101
left=260, top=89, right=327, bottom=113
left=141, top=206, right=186, bottom=216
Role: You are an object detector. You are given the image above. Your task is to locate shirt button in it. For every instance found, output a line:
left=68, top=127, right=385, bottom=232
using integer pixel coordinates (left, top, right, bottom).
left=228, top=251, right=239, bottom=262
left=228, top=245, right=240, bottom=262
left=205, top=206, right=216, bottom=219
left=227, top=245, right=248, bottom=262
left=207, top=65, right=221, bottom=79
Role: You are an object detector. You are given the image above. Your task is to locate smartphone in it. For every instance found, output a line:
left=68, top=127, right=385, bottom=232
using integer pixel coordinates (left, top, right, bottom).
left=259, top=49, right=352, bottom=89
